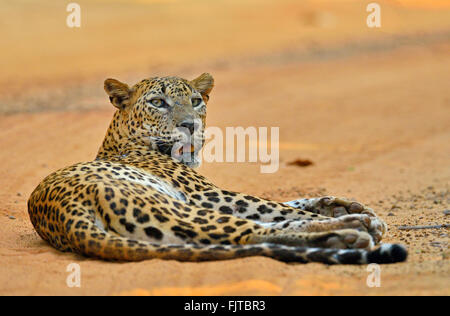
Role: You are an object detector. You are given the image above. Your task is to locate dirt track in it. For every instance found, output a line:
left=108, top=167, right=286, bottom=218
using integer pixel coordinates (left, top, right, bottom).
left=0, top=0, right=449, bottom=295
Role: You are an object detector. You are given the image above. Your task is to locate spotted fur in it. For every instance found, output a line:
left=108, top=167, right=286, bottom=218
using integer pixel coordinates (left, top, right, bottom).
left=28, top=74, right=407, bottom=264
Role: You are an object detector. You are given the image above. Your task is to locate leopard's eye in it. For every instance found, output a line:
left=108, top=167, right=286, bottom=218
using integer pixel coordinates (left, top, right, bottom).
left=192, top=98, right=203, bottom=107
left=150, top=98, right=166, bottom=108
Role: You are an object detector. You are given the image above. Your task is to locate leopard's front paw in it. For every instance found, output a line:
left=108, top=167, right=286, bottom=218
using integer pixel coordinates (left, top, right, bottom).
left=318, top=198, right=387, bottom=243
left=285, top=196, right=387, bottom=244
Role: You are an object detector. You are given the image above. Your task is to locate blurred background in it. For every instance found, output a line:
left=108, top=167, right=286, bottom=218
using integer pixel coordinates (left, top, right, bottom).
left=1, top=0, right=449, bottom=113
left=0, top=0, right=449, bottom=295
left=1, top=0, right=448, bottom=188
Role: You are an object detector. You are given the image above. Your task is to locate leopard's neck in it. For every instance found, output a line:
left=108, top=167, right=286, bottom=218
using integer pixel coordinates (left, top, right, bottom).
left=96, top=110, right=152, bottom=160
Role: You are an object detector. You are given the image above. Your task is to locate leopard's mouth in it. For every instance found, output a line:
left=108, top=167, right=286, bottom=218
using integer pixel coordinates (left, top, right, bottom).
left=150, top=134, right=204, bottom=168
left=156, top=142, right=195, bottom=156
left=155, top=141, right=201, bottom=167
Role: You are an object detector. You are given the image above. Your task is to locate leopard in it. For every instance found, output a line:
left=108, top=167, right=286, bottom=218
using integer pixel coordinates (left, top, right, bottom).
left=28, top=73, right=407, bottom=264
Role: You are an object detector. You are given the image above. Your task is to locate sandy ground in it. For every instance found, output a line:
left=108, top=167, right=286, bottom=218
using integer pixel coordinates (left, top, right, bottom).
left=0, top=0, right=449, bottom=296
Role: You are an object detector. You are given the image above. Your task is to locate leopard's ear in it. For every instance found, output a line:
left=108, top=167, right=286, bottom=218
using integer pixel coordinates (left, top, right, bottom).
left=191, top=73, right=214, bottom=102
left=104, top=79, right=131, bottom=110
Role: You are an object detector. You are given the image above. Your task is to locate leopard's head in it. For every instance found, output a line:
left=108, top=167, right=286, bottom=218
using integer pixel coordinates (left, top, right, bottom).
left=103, top=74, right=214, bottom=168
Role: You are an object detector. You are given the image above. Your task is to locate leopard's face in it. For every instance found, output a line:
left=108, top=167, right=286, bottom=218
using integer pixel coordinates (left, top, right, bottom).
left=104, top=74, right=214, bottom=168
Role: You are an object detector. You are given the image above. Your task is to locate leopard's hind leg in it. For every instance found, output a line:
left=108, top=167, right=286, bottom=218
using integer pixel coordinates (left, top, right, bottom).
left=94, top=186, right=376, bottom=250
left=53, top=204, right=406, bottom=264
left=182, top=189, right=385, bottom=244
left=28, top=183, right=406, bottom=264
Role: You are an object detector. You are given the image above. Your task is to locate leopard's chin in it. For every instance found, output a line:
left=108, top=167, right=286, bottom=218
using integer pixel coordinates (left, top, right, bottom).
left=184, top=159, right=201, bottom=169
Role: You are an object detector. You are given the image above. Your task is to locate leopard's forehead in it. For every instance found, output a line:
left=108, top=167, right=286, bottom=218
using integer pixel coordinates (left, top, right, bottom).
left=133, top=76, right=196, bottom=98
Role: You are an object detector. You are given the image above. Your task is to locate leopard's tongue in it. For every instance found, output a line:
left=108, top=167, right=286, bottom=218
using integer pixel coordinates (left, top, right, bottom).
left=178, top=144, right=195, bottom=155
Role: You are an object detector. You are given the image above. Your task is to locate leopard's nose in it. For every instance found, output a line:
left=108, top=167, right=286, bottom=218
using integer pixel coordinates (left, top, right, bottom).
left=178, top=120, right=199, bottom=135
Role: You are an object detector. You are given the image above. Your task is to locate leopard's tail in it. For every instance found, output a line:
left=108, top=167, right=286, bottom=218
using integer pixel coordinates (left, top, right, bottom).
left=57, top=216, right=407, bottom=265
